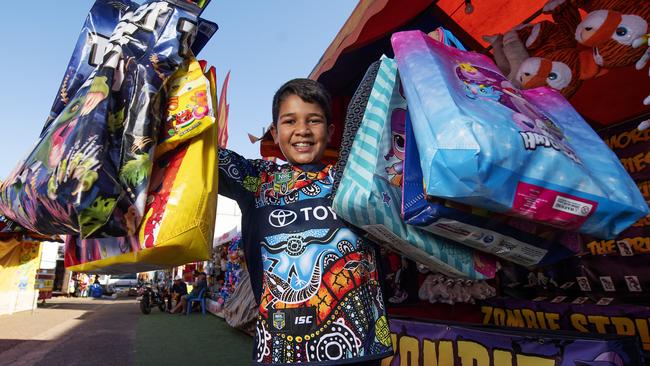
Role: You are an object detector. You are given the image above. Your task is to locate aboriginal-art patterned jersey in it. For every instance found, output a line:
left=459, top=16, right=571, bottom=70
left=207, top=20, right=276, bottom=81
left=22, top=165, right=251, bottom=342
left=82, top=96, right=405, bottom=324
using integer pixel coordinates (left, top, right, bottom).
left=218, top=148, right=393, bottom=366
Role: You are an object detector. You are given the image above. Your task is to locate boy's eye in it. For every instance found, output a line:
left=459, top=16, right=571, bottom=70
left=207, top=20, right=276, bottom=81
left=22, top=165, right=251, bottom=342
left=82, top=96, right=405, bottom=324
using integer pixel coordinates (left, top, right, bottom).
left=308, top=119, right=323, bottom=124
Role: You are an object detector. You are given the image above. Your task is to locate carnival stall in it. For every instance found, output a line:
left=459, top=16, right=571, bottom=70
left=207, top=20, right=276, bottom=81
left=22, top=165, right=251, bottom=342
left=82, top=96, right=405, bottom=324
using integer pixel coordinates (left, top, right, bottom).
left=1, top=217, right=62, bottom=313
left=0, top=239, right=42, bottom=315
left=35, top=241, right=60, bottom=302
left=252, top=0, right=650, bottom=364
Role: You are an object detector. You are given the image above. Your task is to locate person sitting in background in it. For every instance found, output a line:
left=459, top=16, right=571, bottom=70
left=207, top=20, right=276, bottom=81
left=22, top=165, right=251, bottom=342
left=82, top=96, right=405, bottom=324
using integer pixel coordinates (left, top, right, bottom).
left=167, top=276, right=188, bottom=313
left=169, top=272, right=207, bottom=314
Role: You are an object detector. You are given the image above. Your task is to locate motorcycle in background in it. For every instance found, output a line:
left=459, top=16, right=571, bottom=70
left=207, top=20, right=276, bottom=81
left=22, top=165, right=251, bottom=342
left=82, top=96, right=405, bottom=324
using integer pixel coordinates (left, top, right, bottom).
left=137, top=283, right=167, bottom=314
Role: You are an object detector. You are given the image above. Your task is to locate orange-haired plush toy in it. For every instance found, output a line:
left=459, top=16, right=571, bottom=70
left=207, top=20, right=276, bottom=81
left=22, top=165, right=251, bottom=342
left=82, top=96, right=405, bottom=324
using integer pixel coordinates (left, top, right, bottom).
left=545, top=0, right=650, bottom=107
left=484, top=4, right=581, bottom=84
left=516, top=48, right=596, bottom=98
left=563, top=0, right=649, bottom=69
left=514, top=0, right=649, bottom=99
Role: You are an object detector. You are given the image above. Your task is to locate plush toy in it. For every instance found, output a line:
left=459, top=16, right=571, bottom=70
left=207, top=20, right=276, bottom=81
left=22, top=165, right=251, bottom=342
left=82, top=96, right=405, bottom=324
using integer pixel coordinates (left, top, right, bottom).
left=515, top=47, right=604, bottom=97
left=484, top=28, right=530, bottom=82
left=561, top=0, right=649, bottom=71
left=568, top=0, right=649, bottom=68
left=545, top=0, right=650, bottom=117
left=484, top=4, right=581, bottom=84
left=418, top=274, right=452, bottom=304
left=514, top=0, right=648, bottom=98
left=418, top=274, right=496, bottom=305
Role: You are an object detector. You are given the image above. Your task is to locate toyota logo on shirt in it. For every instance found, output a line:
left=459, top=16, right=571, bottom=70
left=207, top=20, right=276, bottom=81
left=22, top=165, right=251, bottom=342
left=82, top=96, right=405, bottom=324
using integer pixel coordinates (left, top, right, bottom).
left=268, top=209, right=298, bottom=228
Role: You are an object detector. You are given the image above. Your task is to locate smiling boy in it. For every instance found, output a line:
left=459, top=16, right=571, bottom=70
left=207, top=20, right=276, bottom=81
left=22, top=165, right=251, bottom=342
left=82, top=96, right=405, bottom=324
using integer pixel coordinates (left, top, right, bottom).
left=218, top=79, right=392, bottom=365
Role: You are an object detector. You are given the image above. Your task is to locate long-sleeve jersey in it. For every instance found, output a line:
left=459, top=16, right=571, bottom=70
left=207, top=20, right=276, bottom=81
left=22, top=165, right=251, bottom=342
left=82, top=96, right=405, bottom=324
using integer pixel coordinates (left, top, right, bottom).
left=218, top=148, right=393, bottom=365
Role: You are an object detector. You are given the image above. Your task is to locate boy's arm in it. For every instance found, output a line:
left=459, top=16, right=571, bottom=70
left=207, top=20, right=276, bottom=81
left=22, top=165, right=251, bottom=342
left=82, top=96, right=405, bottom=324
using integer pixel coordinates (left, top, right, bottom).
left=218, top=148, right=273, bottom=203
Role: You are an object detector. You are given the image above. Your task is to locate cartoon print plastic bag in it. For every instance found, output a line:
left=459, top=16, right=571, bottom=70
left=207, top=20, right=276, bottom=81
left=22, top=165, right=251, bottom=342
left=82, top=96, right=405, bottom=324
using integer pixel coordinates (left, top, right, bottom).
left=42, top=0, right=137, bottom=131
left=402, top=112, right=579, bottom=267
left=333, top=56, right=497, bottom=280
left=392, top=30, right=649, bottom=239
left=43, top=0, right=216, bottom=130
left=0, top=1, right=209, bottom=239
left=64, top=63, right=218, bottom=273
left=155, top=57, right=215, bottom=158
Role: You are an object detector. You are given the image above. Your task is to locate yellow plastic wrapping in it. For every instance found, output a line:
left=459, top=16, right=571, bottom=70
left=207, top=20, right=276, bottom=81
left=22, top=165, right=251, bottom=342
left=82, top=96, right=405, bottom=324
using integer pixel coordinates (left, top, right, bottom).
left=155, top=57, right=215, bottom=159
left=65, top=64, right=219, bottom=273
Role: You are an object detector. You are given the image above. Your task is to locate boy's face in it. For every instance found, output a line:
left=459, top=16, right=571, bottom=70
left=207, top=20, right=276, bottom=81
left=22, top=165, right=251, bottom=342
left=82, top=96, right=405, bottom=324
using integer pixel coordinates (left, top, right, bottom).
left=271, top=94, right=334, bottom=165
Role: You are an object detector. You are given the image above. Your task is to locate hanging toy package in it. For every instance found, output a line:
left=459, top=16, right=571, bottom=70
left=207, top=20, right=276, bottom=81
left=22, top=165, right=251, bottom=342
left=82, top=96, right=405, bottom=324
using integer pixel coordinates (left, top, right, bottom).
left=333, top=56, right=498, bottom=280
left=392, top=30, right=649, bottom=239
left=402, top=112, right=579, bottom=267
left=65, top=60, right=219, bottom=273
left=0, top=1, right=213, bottom=239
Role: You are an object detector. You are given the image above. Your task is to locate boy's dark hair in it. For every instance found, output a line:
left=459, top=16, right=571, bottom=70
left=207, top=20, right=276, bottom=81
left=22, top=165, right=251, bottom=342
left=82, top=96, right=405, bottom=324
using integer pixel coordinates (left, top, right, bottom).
left=272, top=78, right=332, bottom=125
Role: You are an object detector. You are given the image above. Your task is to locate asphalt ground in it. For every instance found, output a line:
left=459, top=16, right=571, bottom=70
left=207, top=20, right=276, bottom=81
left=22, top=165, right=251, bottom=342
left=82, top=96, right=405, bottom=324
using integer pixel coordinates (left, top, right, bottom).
left=0, top=297, right=253, bottom=366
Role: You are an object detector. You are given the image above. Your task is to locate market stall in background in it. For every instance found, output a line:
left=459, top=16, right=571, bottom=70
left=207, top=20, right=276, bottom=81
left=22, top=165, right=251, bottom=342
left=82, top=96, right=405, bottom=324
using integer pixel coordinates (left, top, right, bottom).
left=0, top=239, right=41, bottom=315
left=250, top=0, right=650, bottom=364
left=1, top=216, right=66, bottom=313
left=35, top=241, right=60, bottom=302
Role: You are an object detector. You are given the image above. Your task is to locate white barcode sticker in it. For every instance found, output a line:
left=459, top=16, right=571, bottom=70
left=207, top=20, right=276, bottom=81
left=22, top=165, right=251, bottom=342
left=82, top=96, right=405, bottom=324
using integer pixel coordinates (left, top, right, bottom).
left=552, top=195, right=593, bottom=217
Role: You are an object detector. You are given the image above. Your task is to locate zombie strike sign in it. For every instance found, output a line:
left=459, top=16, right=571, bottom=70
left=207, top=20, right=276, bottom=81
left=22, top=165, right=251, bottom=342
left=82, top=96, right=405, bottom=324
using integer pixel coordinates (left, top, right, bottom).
left=383, top=317, right=644, bottom=366
left=481, top=298, right=650, bottom=357
left=588, top=123, right=650, bottom=256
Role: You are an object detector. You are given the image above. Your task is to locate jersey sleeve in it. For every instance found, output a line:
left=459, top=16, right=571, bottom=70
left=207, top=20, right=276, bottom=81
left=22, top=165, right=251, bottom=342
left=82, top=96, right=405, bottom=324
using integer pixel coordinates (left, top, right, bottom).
left=218, top=148, right=273, bottom=204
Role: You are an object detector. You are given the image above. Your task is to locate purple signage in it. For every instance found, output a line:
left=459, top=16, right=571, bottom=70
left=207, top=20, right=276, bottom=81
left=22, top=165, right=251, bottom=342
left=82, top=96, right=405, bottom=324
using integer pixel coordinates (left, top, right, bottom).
left=386, top=316, right=645, bottom=366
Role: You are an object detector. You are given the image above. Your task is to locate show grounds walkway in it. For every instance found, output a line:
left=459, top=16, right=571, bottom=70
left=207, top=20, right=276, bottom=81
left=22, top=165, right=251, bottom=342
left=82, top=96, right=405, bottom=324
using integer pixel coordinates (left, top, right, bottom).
left=0, top=296, right=252, bottom=366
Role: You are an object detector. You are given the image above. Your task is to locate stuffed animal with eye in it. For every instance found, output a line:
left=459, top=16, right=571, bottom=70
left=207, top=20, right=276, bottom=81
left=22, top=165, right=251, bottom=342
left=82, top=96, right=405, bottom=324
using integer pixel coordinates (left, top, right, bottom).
left=545, top=0, right=649, bottom=117
left=543, top=0, right=648, bottom=69
left=515, top=0, right=648, bottom=97
left=515, top=47, right=609, bottom=98
left=483, top=3, right=581, bottom=85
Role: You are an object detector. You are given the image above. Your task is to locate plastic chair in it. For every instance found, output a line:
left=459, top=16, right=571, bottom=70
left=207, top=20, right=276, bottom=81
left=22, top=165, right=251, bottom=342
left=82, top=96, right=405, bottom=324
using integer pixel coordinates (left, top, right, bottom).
left=186, top=288, right=207, bottom=315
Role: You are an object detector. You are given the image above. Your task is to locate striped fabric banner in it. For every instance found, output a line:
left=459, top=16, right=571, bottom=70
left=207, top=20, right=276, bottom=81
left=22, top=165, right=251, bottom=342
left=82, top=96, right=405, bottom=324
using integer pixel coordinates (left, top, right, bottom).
left=333, top=57, right=493, bottom=280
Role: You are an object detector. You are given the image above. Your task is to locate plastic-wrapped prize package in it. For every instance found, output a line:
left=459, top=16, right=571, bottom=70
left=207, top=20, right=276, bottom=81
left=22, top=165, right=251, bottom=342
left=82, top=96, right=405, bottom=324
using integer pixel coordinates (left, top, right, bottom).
left=65, top=62, right=219, bottom=273
left=333, top=57, right=497, bottom=279
left=44, top=0, right=214, bottom=129
left=0, top=1, right=210, bottom=238
left=392, top=30, right=649, bottom=239
left=43, top=0, right=137, bottom=129
left=402, top=113, right=578, bottom=267
left=155, top=57, right=215, bottom=158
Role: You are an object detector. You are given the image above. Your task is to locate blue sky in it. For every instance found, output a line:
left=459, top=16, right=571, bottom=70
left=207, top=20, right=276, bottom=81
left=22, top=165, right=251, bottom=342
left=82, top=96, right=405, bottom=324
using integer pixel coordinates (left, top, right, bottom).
left=0, top=1, right=356, bottom=178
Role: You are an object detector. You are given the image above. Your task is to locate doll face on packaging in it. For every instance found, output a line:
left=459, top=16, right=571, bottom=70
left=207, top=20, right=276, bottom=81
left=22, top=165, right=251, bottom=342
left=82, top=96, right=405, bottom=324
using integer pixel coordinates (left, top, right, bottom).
left=390, top=108, right=407, bottom=161
left=271, top=94, right=334, bottom=165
